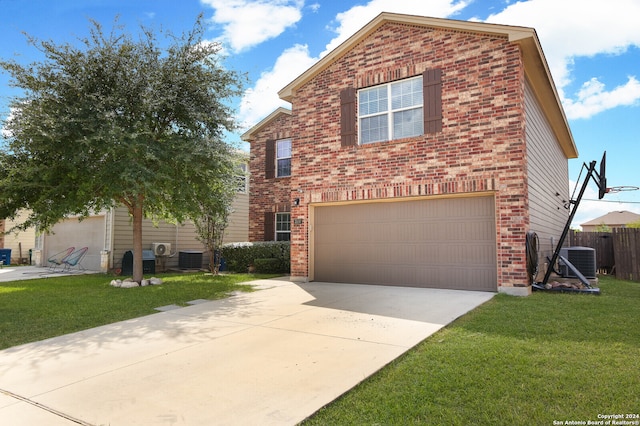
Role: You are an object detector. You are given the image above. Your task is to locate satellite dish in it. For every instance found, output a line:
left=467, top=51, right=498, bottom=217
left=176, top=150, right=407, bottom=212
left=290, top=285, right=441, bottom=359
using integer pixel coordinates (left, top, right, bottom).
left=598, top=151, right=607, bottom=199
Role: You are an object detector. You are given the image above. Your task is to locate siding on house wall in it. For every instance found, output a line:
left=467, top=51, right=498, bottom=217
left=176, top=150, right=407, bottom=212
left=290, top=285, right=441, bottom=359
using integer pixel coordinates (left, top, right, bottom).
left=226, top=193, right=249, bottom=243
left=248, top=112, right=292, bottom=241
left=111, top=192, right=249, bottom=271
left=3, top=211, right=37, bottom=263
left=286, top=22, right=529, bottom=288
left=525, top=78, right=570, bottom=266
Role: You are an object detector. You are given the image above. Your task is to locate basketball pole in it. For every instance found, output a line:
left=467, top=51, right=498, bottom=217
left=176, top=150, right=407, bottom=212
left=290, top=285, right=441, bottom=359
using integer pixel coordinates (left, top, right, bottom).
left=540, top=157, right=605, bottom=287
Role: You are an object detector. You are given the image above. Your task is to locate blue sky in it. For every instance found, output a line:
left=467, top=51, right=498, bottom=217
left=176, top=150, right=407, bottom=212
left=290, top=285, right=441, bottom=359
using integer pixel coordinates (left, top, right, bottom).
left=1, top=0, right=639, bottom=228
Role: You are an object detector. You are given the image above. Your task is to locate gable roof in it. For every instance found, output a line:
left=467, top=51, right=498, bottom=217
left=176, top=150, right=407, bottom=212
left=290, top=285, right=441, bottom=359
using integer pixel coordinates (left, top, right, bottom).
left=278, top=12, right=577, bottom=159
left=241, top=107, right=291, bottom=142
left=581, top=211, right=640, bottom=227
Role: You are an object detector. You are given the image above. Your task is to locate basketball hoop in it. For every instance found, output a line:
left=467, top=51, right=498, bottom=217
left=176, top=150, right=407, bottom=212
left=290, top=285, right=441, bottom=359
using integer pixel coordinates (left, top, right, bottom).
left=606, top=186, right=639, bottom=194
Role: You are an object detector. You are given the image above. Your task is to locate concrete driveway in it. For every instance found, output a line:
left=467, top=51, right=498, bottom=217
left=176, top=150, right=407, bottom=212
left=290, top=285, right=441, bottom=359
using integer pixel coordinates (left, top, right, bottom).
left=0, top=265, right=99, bottom=282
left=0, top=277, right=494, bottom=425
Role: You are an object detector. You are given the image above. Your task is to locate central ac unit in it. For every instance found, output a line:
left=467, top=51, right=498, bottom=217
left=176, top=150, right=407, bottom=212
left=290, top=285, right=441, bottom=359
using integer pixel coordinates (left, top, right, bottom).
left=152, top=243, right=171, bottom=256
left=559, top=246, right=596, bottom=279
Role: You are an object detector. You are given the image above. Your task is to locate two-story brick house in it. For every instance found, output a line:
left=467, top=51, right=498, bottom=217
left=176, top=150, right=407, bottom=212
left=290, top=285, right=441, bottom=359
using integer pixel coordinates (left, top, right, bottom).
left=242, top=13, right=578, bottom=295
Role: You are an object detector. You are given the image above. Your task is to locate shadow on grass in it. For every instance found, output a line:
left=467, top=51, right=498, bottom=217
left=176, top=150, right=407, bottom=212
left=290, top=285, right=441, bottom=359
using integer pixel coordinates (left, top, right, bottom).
left=0, top=272, right=276, bottom=350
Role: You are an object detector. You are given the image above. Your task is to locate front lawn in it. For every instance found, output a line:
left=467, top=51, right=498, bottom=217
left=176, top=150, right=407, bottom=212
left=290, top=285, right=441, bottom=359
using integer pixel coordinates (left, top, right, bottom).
left=303, top=276, right=640, bottom=425
left=0, top=272, right=276, bottom=350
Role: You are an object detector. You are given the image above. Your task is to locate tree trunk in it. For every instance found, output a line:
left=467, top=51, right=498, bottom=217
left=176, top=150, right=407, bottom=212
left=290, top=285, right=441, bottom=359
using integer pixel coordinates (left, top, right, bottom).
left=131, top=197, right=144, bottom=283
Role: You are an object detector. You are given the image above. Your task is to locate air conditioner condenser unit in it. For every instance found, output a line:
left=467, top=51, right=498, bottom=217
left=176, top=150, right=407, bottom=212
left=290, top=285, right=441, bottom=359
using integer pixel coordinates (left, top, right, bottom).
left=152, top=243, right=171, bottom=256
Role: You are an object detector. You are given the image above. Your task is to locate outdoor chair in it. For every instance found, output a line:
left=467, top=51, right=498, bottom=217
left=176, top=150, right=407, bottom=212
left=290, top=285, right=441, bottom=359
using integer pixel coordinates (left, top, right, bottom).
left=47, top=247, right=75, bottom=271
left=62, top=247, right=88, bottom=272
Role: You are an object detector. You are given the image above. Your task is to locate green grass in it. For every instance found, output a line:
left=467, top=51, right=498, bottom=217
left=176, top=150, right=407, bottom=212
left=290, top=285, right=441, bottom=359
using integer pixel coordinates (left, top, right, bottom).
left=0, top=272, right=277, bottom=350
left=303, top=276, right=640, bottom=425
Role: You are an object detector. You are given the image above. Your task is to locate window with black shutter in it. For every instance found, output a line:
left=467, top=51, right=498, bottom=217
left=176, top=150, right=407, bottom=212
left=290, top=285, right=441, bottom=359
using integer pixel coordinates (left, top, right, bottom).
left=265, top=139, right=275, bottom=179
left=423, top=69, right=443, bottom=134
left=340, top=87, right=357, bottom=147
left=264, top=211, right=275, bottom=241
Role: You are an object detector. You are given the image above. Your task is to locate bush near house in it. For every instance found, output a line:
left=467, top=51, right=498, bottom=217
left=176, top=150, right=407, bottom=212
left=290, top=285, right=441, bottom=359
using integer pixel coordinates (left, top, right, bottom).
left=253, top=258, right=282, bottom=274
left=222, top=241, right=290, bottom=274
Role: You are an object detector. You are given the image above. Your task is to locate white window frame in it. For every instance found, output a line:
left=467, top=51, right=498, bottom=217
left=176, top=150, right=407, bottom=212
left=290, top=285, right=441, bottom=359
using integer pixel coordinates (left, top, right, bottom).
left=276, top=138, right=292, bottom=178
left=358, top=76, right=423, bottom=144
left=275, top=212, right=291, bottom=241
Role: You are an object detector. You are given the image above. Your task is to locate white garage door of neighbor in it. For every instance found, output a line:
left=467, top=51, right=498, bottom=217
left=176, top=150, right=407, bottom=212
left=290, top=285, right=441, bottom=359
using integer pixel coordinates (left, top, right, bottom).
left=47, top=216, right=105, bottom=271
left=313, top=196, right=497, bottom=291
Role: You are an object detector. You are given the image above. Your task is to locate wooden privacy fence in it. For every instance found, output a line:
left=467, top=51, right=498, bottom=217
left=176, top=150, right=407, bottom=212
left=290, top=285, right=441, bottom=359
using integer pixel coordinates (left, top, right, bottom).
left=569, top=229, right=640, bottom=281
left=612, top=228, right=640, bottom=281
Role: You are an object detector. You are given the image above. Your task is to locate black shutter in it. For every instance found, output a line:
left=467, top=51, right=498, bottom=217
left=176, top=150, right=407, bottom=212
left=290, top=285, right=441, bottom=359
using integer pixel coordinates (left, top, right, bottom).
left=340, top=87, right=357, bottom=147
left=265, top=139, right=275, bottom=179
left=423, top=69, right=443, bottom=134
left=264, top=211, right=275, bottom=241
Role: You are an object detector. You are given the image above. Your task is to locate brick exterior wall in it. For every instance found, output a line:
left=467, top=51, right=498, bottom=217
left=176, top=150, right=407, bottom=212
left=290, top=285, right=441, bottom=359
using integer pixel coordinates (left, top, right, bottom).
left=248, top=112, right=292, bottom=241
left=250, top=22, right=532, bottom=290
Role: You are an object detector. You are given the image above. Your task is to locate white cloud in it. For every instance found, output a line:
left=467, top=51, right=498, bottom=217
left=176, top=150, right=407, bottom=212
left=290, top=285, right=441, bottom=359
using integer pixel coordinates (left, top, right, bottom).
left=483, top=0, right=640, bottom=119
left=321, top=0, right=470, bottom=56
left=563, top=76, right=640, bottom=119
left=238, top=44, right=316, bottom=127
left=1, top=107, right=16, bottom=140
left=202, top=0, right=304, bottom=52
left=239, top=0, right=471, bottom=127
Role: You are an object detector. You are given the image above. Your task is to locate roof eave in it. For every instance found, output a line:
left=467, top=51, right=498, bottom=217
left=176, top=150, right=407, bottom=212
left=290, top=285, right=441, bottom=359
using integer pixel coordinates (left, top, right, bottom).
left=513, top=34, right=578, bottom=159
left=278, top=12, right=579, bottom=159
left=240, top=107, right=292, bottom=142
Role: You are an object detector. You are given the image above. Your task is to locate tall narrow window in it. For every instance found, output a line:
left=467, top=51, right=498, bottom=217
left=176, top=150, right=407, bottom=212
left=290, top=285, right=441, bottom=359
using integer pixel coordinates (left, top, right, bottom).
left=275, top=212, right=291, bottom=241
left=358, top=76, right=423, bottom=144
left=276, top=138, right=292, bottom=177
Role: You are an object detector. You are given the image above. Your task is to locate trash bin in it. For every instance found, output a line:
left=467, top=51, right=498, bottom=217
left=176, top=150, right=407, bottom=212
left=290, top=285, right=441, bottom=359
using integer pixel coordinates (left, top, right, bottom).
left=121, top=250, right=156, bottom=276
left=214, top=250, right=226, bottom=272
left=0, top=249, right=11, bottom=266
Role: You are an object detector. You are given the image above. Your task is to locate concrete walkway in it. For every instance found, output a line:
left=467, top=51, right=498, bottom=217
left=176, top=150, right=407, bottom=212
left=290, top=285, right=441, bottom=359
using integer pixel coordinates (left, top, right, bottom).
left=0, top=265, right=100, bottom=282
left=0, top=278, right=494, bottom=425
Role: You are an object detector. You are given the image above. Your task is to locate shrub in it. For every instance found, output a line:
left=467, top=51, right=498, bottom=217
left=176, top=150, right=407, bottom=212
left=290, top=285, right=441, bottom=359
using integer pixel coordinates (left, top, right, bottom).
left=253, top=258, right=281, bottom=274
left=222, top=241, right=290, bottom=273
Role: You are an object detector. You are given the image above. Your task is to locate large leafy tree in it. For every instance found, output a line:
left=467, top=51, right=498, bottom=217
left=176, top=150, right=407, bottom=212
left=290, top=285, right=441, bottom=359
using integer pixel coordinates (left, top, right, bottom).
left=0, top=16, right=244, bottom=282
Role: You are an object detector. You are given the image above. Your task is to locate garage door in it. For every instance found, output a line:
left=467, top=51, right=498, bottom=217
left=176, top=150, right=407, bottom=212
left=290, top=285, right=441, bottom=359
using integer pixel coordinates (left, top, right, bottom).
left=46, top=216, right=105, bottom=271
left=313, top=196, right=496, bottom=291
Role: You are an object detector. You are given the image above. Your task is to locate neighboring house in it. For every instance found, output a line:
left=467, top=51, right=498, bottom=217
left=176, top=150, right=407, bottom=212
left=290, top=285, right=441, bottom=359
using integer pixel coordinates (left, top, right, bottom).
left=242, top=13, right=578, bottom=295
left=3, top=160, right=249, bottom=271
left=1, top=210, right=37, bottom=264
left=580, top=211, right=640, bottom=232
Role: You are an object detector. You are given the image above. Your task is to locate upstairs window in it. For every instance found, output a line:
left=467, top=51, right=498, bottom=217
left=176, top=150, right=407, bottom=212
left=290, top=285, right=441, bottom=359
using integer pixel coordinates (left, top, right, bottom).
left=359, top=76, right=423, bottom=144
left=340, top=69, right=442, bottom=147
left=276, top=138, right=292, bottom=177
